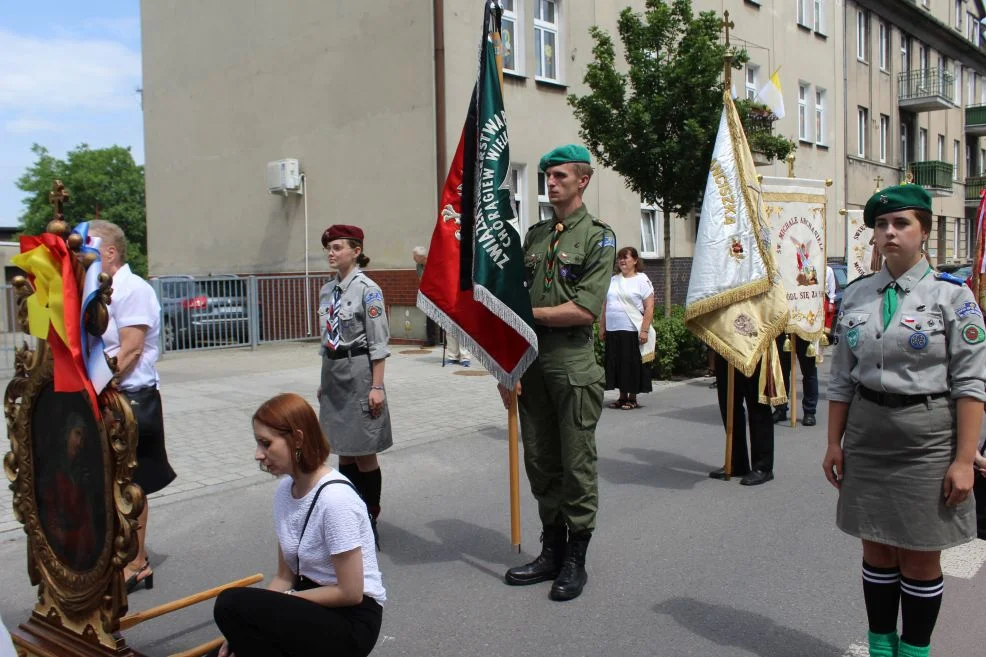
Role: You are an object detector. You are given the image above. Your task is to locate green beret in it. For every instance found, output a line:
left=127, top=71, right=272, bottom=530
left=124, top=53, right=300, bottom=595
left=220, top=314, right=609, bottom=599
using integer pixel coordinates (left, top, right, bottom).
left=863, top=184, right=932, bottom=228
left=538, top=144, right=592, bottom=172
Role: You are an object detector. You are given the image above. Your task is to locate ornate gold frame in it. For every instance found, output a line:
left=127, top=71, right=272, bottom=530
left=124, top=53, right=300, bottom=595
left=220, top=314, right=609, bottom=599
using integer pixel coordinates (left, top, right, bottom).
left=4, top=216, right=143, bottom=654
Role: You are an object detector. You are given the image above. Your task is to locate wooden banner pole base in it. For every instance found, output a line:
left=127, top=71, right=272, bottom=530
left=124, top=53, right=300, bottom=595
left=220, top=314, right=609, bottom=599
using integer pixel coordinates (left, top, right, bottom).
left=724, top=365, right=735, bottom=481
left=508, top=387, right=522, bottom=552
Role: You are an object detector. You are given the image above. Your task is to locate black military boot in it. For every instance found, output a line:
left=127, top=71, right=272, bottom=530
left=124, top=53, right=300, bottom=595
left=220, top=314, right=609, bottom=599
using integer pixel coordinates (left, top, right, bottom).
left=549, top=531, right=591, bottom=601
left=504, top=525, right=567, bottom=585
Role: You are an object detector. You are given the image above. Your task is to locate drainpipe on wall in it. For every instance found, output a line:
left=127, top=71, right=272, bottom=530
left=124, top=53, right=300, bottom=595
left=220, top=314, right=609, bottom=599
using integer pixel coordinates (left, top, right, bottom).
left=434, top=0, right=447, bottom=203
left=843, top=0, right=850, bottom=226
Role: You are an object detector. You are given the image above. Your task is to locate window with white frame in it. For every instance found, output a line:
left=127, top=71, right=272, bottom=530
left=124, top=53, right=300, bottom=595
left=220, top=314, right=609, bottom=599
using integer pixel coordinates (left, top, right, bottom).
left=938, top=134, right=945, bottom=161
left=745, top=65, right=759, bottom=100
left=955, top=0, right=962, bottom=29
left=901, top=34, right=910, bottom=72
left=813, top=0, right=823, bottom=32
left=536, top=172, right=554, bottom=223
left=856, top=11, right=868, bottom=62
left=508, top=164, right=527, bottom=233
left=918, top=44, right=928, bottom=71
left=799, top=84, right=810, bottom=141
left=640, top=205, right=662, bottom=258
left=879, top=22, right=889, bottom=71
left=534, top=0, right=560, bottom=82
left=919, top=128, right=928, bottom=160
left=815, top=88, right=826, bottom=145
left=955, top=217, right=969, bottom=259
left=981, top=147, right=986, bottom=174
left=969, top=70, right=976, bottom=104
left=500, top=0, right=522, bottom=75
left=966, top=143, right=973, bottom=178
left=968, top=12, right=979, bottom=42
left=901, top=122, right=909, bottom=167
left=798, top=0, right=810, bottom=27
left=954, top=139, right=961, bottom=180
left=879, top=115, right=889, bottom=162
left=857, top=107, right=868, bottom=157
left=955, top=63, right=963, bottom=105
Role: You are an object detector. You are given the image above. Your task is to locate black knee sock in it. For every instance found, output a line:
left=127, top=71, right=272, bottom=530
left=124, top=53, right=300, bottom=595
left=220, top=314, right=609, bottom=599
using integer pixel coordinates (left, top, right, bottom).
left=862, top=561, right=901, bottom=634
left=338, top=462, right=362, bottom=494
left=899, top=574, right=944, bottom=647
left=360, top=468, right=382, bottom=518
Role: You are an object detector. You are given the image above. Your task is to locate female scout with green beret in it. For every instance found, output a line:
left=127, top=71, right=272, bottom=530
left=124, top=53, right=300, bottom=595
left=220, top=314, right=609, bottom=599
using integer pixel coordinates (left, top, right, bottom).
left=824, top=184, right=986, bottom=657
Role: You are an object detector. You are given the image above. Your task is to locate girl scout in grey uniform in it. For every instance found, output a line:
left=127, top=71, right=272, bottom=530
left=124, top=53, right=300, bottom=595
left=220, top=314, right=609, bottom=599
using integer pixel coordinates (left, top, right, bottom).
left=317, top=224, right=393, bottom=546
left=824, top=185, right=986, bottom=657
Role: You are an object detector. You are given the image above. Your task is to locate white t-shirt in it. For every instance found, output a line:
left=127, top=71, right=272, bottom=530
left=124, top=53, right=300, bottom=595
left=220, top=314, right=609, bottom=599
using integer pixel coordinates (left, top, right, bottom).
left=274, top=471, right=386, bottom=604
left=0, top=617, right=15, bottom=657
left=826, top=265, right=837, bottom=303
left=604, top=273, right=654, bottom=332
left=102, top=264, right=161, bottom=391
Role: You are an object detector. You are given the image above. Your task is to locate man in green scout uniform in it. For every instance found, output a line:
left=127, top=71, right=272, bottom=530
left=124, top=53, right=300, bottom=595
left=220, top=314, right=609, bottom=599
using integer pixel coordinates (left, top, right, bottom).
left=502, top=144, right=616, bottom=601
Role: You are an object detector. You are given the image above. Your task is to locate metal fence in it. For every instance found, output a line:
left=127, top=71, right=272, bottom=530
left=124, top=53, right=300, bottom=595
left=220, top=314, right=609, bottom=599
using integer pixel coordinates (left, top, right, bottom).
left=0, top=284, right=37, bottom=376
left=150, top=274, right=331, bottom=355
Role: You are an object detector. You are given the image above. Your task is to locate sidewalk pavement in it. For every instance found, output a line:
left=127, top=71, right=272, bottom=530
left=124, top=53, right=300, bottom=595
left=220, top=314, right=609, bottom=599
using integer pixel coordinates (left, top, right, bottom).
left=2, top=342, right=679, bottom=533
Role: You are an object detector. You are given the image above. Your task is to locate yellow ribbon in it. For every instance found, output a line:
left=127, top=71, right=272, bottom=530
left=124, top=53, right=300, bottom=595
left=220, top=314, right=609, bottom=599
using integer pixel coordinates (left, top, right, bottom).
left=11, top=244, right=68, bottom=344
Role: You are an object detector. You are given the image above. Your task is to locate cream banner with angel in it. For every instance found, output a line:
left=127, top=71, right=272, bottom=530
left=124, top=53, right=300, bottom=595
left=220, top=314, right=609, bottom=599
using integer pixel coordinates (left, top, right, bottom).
left=845, top=209, right=876, bottom=282
left=762, top=177, right=828, bottom=343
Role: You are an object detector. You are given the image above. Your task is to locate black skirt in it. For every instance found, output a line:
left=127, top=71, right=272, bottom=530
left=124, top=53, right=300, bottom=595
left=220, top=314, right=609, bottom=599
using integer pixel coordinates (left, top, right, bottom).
left=604, top=330, right=652, bottom=394
left=122, top=387, right=176, bottom=495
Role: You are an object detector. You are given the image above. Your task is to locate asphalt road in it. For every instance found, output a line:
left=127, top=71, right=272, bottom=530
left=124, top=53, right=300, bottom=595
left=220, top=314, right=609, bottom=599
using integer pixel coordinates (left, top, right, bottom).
left=1, top=350, right=981, bottom=656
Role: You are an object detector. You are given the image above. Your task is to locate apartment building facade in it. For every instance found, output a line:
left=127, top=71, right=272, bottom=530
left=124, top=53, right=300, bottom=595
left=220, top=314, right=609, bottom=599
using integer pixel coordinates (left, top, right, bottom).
left=144, top=0, right=984, bottom=321
left=846, top=0, right=986, bottom=265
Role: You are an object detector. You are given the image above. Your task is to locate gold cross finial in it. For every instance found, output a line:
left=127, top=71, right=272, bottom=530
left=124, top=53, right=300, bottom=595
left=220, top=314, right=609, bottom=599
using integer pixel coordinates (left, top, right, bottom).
left=48, top=180, right=70, bottom=222
left=873, top=175, right=884, bottom=192
left=721, top=11, right=734, bottom=47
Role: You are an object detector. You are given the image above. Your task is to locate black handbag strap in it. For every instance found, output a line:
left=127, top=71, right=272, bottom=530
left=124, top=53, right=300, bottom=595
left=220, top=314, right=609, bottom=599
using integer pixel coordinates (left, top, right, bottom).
left=296, top=478, right=361, bottom=577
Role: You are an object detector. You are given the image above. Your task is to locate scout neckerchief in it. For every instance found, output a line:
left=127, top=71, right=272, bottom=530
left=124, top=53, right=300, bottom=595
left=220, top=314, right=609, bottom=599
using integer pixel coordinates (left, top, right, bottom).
left=325, top=286, right=343, bottom=350
left=543, top=221, right=565, bottom=291
left=882, top=264, right=932, bottom=330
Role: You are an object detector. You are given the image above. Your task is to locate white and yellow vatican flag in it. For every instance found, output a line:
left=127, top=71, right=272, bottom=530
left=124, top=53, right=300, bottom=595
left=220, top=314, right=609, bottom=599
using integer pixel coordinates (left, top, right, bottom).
left=762, top=176, right=828, bottom=344
left=685, top=92, right=789, bottom=404
left=845, top=209, right=878, bottom=282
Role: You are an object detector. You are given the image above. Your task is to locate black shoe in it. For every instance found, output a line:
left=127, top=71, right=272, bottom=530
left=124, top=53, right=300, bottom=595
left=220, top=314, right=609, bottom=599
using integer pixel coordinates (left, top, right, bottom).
left=802, top=413, right=816, bottom=426
left=505, top=526, right=567, bottom=586
left=708, top=467, right=751, bottom=480
left=771, top=408, right=787, bottom=424
left=549, top=531, right=590, bottom=601
left=739, top=470, right=774, bottom=486
left=125, top=561, right=154, bottom=594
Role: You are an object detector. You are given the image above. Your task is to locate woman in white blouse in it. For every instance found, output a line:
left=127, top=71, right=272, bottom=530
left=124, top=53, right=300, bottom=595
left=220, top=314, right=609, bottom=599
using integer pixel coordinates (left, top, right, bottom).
left=211, top=393, right=385, bottom=657
left=598, top=247, right=655, bottom=409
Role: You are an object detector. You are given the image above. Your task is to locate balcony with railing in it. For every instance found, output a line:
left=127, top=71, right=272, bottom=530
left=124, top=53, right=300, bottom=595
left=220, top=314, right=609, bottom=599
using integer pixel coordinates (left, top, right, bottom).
left=965, top=174, right=986, bottom=203
left=898, top=68, right=955, bottom=111
left=966, top=104, right=986, bottom=136
left=902, top=160, right=954, bottom=195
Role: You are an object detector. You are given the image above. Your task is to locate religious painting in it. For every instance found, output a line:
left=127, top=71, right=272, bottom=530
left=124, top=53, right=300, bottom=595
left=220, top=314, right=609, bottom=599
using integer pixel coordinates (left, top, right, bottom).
left=31, top=383, right=108, bottom=573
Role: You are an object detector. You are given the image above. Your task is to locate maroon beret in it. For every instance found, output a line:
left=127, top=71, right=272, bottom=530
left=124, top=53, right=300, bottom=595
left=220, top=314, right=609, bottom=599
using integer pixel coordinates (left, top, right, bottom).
left=321, top=224, right=364, bottom=247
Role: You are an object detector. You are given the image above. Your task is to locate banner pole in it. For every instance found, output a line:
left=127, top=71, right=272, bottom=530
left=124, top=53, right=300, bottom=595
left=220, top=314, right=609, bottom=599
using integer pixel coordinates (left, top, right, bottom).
left=508, top=388, right=522, bottom=552
left=790, top=334, right=798, bottom=428
left=725, top=365, right=735, bottom=481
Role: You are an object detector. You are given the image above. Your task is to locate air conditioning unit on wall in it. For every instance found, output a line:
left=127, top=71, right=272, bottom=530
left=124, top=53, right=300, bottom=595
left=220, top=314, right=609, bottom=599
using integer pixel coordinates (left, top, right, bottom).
left=267, top=158, right=302, bottom=195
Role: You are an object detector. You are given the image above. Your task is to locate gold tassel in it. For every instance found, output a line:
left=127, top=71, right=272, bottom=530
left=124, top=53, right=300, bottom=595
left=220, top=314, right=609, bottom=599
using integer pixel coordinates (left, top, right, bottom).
left=783, top=336, right=792, bottom=352
left=806, top=342, right=817, bottom=358
left=820, top=333, right=829, bottom=347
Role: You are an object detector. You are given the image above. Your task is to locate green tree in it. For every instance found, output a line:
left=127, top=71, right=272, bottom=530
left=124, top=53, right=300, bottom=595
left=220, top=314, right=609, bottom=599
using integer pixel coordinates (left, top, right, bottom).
left=568, top=0, right=746, bottom=315
left=16, top=144, right=147, bottom=277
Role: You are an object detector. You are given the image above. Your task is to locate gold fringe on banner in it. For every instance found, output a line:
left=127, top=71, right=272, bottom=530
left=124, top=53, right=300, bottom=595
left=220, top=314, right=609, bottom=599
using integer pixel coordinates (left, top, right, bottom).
left=758, top=340, right=788, bottom=406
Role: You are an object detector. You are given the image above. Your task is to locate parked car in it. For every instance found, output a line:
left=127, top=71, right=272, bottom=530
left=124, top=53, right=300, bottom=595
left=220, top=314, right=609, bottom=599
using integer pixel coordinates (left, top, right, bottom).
left=827, top=262, right=848, bottom=321
left=155, top=275, right=254, bottom=350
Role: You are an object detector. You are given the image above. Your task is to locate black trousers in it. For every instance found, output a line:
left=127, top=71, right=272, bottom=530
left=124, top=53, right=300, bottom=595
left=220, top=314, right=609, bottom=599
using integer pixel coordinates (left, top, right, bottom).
left=212, top=587, right=382, bottom=657
left=714, top=354, right=774, bottom=474
left=774, top=335, right=819, bottom=414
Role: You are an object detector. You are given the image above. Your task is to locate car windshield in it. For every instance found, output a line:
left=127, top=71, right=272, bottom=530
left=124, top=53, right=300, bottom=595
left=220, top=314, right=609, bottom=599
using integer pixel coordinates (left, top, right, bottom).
left=832, top=267, right=848, bottom=289
left=952, top=266, right=971, bottom=280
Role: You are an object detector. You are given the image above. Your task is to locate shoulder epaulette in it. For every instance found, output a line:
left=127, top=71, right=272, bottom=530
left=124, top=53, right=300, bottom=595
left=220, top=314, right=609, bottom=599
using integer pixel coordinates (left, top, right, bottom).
left=844, top=272, right=875, bottom=289
left=934, top=271, right=967, bottom=286
left=591, top=217, right=612, bottom=230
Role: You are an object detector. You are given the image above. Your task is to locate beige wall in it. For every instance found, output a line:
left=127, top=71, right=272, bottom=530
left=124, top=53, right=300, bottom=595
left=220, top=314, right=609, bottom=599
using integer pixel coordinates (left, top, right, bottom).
left=141, top=0, right=437, bottom=275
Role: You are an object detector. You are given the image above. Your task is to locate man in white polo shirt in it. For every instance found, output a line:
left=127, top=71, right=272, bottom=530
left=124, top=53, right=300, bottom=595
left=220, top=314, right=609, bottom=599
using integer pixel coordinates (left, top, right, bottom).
left=89, top=220, right=175, bottom=594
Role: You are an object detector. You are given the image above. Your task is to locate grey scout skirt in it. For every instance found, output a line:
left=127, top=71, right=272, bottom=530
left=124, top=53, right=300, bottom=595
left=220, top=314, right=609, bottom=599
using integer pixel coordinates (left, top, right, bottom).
left=319, top=351, right=393, bottom=457
left=837, top=390, right=975, bottom=551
